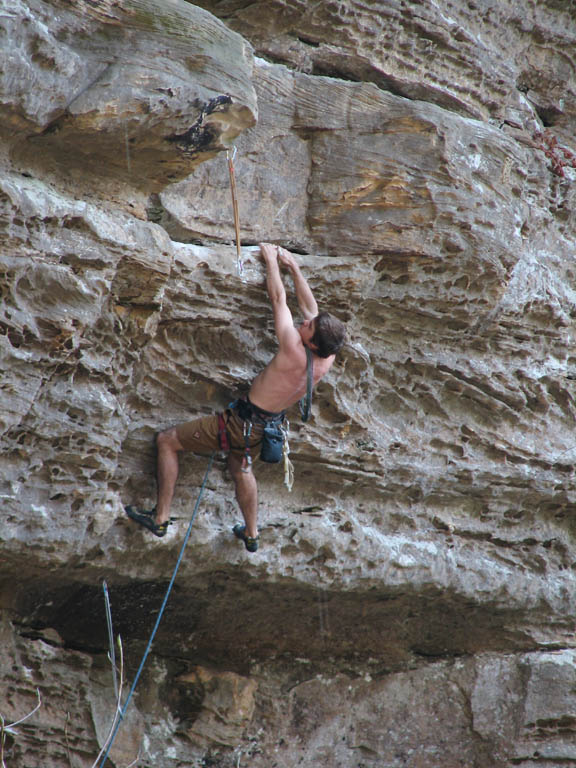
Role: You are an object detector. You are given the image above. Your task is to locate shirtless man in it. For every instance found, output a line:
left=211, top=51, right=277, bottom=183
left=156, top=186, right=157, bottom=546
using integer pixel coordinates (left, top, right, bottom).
left=126, top=243, right=346, bottom=552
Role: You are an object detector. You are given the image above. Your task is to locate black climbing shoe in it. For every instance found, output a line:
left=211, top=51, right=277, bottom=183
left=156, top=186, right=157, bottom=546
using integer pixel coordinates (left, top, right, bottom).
left=233, top=524, right=259, bottom=553
left=125, top=506, right=170, bottom=538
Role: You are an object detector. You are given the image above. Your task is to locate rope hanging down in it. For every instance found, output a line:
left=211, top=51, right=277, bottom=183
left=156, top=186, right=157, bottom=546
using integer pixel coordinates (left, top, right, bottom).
left=227, top=147, right=243, bottom=276
left=97, top=452, right=215, bottom=768
left=299, top=346, right=313, bottom=422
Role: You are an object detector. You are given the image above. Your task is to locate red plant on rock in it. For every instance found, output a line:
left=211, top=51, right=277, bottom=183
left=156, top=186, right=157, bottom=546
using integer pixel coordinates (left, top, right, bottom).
left=534, top=130, right=576, bottom=178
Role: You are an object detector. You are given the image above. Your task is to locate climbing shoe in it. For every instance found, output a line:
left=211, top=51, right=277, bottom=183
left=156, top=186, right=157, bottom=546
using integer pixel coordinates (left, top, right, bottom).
left=125, top=506, right=170, bottom=538
left=233, top=524, right=259, bottom=553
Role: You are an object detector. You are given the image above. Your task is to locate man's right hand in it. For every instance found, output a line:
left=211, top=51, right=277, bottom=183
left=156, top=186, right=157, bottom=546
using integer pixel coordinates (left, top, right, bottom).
left=259, top=242, right=279, bottom=263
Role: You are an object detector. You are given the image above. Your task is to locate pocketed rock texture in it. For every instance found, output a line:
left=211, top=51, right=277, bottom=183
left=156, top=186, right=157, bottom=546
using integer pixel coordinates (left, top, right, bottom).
left=2, top=0, right=576, bottom=766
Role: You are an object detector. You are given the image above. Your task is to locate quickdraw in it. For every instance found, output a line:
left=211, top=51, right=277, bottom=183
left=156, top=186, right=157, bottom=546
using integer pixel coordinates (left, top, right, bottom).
left=227, top=146, right=243, bottom=276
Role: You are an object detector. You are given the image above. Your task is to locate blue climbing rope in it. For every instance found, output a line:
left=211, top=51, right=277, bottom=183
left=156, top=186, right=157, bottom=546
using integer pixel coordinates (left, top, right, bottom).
left=98, top=451, right=216, bottom=767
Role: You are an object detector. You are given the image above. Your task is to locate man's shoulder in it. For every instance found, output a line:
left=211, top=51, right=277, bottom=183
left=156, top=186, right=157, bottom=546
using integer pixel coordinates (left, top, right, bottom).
left=262, top=341, right=304, bottom=378
left=277, top=327, right=305, bottom=357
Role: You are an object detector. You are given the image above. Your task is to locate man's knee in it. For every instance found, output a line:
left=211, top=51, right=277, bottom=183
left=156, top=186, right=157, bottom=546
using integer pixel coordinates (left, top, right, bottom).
left=157, top=427, right=184, bottom=452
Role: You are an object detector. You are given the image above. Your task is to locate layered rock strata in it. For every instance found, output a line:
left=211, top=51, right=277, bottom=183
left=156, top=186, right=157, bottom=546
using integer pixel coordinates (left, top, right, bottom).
left=2, top=0, right=576, bottom=766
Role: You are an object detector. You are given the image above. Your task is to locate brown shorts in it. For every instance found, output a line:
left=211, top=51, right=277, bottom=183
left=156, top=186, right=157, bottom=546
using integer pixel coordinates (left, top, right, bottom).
left=176, top=410, right=265, bottom=458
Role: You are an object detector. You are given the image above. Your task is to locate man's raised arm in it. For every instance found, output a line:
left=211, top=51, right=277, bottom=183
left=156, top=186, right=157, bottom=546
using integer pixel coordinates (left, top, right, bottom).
left=277, top=247, right=318, bottom=320
left=260, top=242, right=286, bottom=307
left=259, top=243, right=300, bottom=350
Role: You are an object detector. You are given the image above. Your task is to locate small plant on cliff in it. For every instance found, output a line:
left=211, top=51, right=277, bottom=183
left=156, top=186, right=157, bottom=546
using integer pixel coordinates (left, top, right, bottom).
left=85, top=582, right=140, bottom=768
left=534, top=130, right=576, bottom=178
left=0, top=689, right=42, bottom=768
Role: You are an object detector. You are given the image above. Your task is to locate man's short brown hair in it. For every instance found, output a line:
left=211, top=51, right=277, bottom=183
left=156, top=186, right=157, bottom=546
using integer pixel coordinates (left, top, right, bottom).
left=311, top=311, right=346, bottom=358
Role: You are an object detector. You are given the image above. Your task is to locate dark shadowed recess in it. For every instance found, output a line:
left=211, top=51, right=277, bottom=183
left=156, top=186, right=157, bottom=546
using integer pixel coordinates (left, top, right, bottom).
left=3, top=564, right=545, bottom=678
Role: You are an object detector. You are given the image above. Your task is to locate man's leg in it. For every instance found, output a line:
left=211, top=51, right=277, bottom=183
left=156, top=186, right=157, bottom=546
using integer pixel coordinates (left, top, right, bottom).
left=126, top=414, right=216, bottom=537
left=155, top=427, right=185, bottom=525
left=227, top=452, right=259, bottom=539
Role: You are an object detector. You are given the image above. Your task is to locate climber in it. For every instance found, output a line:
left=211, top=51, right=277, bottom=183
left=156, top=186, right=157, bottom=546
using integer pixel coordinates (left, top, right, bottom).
left=125, top=243, right=346, bottom=552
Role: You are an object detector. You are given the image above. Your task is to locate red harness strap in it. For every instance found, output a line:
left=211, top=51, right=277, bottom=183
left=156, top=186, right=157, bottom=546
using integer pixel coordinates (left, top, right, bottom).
left=217, top=412, right=231, bottom=452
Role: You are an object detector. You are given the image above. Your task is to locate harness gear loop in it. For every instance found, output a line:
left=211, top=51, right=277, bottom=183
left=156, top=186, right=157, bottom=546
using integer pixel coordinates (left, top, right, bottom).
left=242, top=418, right=253, bottom=472
left=299, top=346, right=314, bottom=422
left=227, top=146, right=243, bottom=277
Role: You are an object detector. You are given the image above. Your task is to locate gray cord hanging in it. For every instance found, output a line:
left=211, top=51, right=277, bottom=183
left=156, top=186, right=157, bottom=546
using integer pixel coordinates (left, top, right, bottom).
left=299, top=346, right=313, bottom=422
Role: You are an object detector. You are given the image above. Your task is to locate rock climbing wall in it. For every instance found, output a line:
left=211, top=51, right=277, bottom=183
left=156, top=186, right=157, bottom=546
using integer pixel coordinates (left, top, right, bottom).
left=2, top=0, right=576, bottom=766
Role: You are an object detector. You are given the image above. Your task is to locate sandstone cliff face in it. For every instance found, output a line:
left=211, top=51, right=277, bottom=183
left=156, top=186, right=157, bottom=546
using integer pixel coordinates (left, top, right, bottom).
left=2, top=1, right=576, bottom=767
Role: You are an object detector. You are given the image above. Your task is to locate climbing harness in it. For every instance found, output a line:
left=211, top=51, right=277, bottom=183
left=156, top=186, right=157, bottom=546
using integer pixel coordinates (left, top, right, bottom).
left=227, top=146, right=243, bottom=276
left=229, top=397, right=286, bottom=470
left=299, top=346, right=314, bottom=422
left=97, top=452, right=215, bottom=768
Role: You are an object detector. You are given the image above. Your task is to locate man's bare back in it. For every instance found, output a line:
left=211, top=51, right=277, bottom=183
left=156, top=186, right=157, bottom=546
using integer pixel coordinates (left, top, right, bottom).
left=249, top=344, right=334, bottom=413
